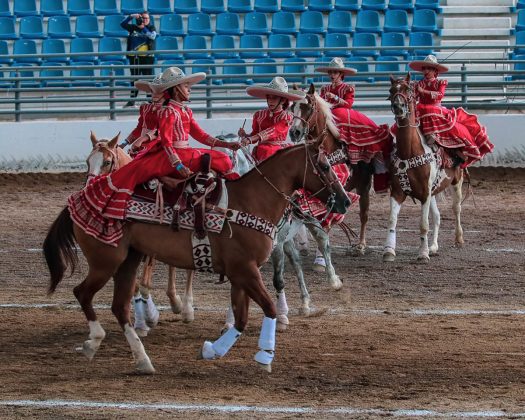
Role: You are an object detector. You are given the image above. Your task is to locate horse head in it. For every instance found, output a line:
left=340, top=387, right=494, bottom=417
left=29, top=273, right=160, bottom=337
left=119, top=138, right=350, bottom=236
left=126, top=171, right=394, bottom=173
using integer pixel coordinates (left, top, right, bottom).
left=388, top=73, right=414, bottom=122
left=215, top=133, right=253, bottom=176
left=86, top=131, right=131, bottom=179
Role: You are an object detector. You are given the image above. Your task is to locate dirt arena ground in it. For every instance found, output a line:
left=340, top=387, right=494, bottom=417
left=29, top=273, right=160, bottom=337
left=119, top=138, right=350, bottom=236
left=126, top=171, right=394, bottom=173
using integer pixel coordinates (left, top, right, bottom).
left=0, top=168, right=523, bottom=419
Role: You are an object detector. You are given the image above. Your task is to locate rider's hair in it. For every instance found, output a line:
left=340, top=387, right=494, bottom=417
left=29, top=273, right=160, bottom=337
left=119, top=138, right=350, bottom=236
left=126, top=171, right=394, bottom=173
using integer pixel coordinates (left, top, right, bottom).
left=281, top=98, right=290, bottom=110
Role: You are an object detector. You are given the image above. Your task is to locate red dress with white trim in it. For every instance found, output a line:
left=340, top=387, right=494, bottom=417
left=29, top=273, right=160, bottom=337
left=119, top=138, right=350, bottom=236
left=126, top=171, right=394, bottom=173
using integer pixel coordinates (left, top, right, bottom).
left=126, top=101, right=161, bottom=158
left=412, top=78, right=494, bottom=166
left=68, top=100, right=237, bottom=246
left=249, top=108, right=293, bottom=163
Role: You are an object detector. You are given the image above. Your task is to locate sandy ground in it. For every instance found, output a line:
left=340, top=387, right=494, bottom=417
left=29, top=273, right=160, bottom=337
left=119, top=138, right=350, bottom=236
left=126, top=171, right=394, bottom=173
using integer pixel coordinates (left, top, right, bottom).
left=0, top=168, right=523, bottom=419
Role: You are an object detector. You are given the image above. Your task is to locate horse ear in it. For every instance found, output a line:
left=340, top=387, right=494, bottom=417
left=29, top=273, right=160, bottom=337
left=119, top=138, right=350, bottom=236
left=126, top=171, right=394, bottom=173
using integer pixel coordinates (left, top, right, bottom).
left=308, top=83, right=315, bottom=95
left=108, top=132, right=120, bottom=149
left=90, top=131, right=97, bottom=147
left=406, top=72, right=411, bottom=82
left=390, top=75, right=396, bottom=83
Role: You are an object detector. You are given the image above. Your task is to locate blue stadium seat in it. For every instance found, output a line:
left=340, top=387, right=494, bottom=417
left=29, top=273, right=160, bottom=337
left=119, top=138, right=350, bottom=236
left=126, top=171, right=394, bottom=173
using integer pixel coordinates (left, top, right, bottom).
left=252, top=57, right=277, bottom=82
left=0, top=39, right=12, bottom=63
left=408, top=31, right=434, bottom=57
left=299, top=10, right=325, bottom=35
left=356, top=10, right=382, bottom=33
left=283, top=57, right=306, bottom=82
left=70, top=62, right=100, bottom=86
left=160, top=14, right=185, bottom=36
left=211, top=34, right=239, bottom=59
left=191, top=58, right=216, bottom=83
left=327, top=10, right=353, bottom=34
left=517, top=10, right=525, bottom=32
left=67, top=0, right=93, bottom=15
left=76, top=15, right=101, bottom=38
left=47, top=16, right=74, bottom=38
left=296, top=33, right=322, bottom=58
left=380, top=32, right=407, bottom=57
left=346, top=56, right=374, bottom=82
left=10, top=63, right=40, bottom=87
left=268, top=33, right=293, bottom=58
left=104, top=15, right=128, bottom=37
left=13, top=39, right=40, bottom=63
left=384, top=9, right=410, bottom=34
left=155, top=35, right=182, bottom=60
left=121, top=0, right=144, bottom=14
left=324, top=33, right=350, bottom=57
left=308, top=0, right=334, bottom=12
left=42, top=38, right=68, bottom=63
left=240, top=34, right=266, bottom=58
left=511, top=54, right=525, bottom=80
left=313, top=56, right=332, bottom=82
left=201, top=0, right=226, bottom=13
left=374, top=56, right=400, bottom=80
left=415, top=0, right=441, bottom=12
left=100, top=61, right=129, bottom=86
left=94, top=0, right=119, bottom=15
left=188, top=13, right=213, bottom=36
left=40, top=62, right=69, bottom=87
left=70, top=38, right=97, bottom=63
left=244, top=11, right=270, bottom=35
left=271, top=11, right=298, bottom=35
left=40, top=0, right=66, bottom=16
left=0, top=0, right=11, bottom=17
left=388, top=0, right=414, bottom=11
left=227, top=0, right=253, bottom=13
left=0, top=67, right=12, bottom=88
left=334, top=0, right=359, bottom=11
left=183, top=35, right=210, bottom=59
left=255, top=0, right=278, bottom=13
left=159, top=58, right=185, bottom=71
left=14, top=0, right=38, bottom=16
left=0, top=17, right=17, bottom=39
left=216, top=12, right=241, bottom=35
left=173, top=0, right=199, bottom=13
left=512, top=31, right=525, bottom=57
left=362, top=0, right=386, bottom=11
left=518, top=0, right=525, bottom=9
left=352, top=32, right=379, bottom=57
left=148, top=0, right=172, bottom=14
left=281, top=0, right=306, bottom=12
left=221, top=58, right=251, bottom=84
left=19, top=16, right=46, bottom=39
left=412, top=9, right=439, bottom=34
left=98, top=36, right=126, bottom=62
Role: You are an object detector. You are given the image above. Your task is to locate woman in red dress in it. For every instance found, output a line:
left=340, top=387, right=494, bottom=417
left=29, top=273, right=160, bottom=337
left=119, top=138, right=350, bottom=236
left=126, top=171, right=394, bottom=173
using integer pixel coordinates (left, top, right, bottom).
left=238, top=77, right=305, bottom=163
left=408, top=55, right=494, bottom=167
left=315, top=57, right=392, bottom=193
left=68, top=67, right=242, bottom=246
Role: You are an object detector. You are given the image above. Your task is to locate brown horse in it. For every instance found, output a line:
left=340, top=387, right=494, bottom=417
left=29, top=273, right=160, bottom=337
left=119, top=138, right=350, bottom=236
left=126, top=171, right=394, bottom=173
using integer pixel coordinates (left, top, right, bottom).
left=289, top=84, right=374, bottom=255
left=85, top=131, right=196, bottom=334
left=43, top=139, right=350, bottom=374
left=385, top=74, right=464, bottom=262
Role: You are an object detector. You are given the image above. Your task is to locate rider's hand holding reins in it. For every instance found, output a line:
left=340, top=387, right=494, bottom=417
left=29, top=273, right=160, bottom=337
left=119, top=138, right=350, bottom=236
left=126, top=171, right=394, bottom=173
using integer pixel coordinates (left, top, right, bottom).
left=238, top=127, right=247, bottom=138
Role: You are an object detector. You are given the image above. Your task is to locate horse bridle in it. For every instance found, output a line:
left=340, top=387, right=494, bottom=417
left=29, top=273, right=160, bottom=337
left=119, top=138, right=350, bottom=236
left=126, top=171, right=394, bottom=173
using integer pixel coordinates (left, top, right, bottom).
left=293, top=95, right=328, bottom=145
left=389, top=81, right=419, bottom=128
left=86, top=142, right=121, bottom=179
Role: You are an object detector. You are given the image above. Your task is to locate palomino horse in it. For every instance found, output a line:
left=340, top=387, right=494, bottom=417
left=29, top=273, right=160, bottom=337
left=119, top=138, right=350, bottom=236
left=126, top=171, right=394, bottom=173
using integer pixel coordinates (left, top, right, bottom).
left=385, top=74, right=464, bottom=262
left=289, top=84, right=374, bottom=256
left=43, top=140, right=350, bottom=374
left=85, top=131, right=196, bottom=335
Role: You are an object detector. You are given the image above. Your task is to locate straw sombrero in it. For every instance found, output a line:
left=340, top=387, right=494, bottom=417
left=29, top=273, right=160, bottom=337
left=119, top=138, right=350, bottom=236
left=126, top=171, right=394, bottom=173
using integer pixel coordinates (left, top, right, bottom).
left=409, top=55, right=449, bottom=73
left=147, top=67, right=206, bottom=93
left=315, top=57, right=357, bottom=75
left=134, top=74, right=162, bottom=93
left=246, top=77, right=306, bottom=101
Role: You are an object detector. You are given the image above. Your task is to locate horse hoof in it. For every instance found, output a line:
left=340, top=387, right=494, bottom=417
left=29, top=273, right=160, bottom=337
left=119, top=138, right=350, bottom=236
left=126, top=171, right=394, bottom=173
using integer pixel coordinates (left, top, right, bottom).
left=455, top=240, right=464, bottom=248
left=81, top=341, right=97, bottom=361
left=182, top=310, right=195, bottom=324
left=135, top=327, right=149, bottom=338
left=136, top=358, right=155, bottom=375
left=313, top=263, right=325, bottom=273
left=383, top=252, right=396, bottom=262
left=299, top=306, right=310, bottom=317
left=330, top=277, right=343, bottom=291
left=417, top=255, right=430, bottom=264
left=170, top=296, right=183, bottom=314
left=429, top=249, right=438, bottom=256
left=257, top=362, right=272, bottom=373
left=200, top=341, right=217, bottom=360
left=277, top=322, right=288, bottom=332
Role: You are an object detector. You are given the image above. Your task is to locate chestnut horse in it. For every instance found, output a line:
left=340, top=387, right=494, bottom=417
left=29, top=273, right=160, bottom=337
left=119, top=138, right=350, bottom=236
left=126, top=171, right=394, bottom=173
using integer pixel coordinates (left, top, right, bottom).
left=385, top=74, right=464, bottom=262
left=289, top=84, right=374, bottom=256
left=43, top=140, right=350, bottom=374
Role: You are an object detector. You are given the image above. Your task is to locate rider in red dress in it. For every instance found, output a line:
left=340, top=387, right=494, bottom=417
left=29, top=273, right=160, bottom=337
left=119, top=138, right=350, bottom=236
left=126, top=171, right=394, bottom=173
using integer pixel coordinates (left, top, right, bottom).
left=316, top=57, right=392, bottom=193
left=408, top=55, right=494, bottom=167
left=68, top=67, right=242, bottom=246
left=238, top=77, right=305, bottom=163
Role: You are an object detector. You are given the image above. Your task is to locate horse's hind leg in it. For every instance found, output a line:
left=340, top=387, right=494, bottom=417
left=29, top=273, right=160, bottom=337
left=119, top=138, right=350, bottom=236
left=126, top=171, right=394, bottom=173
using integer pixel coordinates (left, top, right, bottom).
left=417, top=196, right=432, bottom=263
left=308, top=223, right=342, bottom=290
left=284, top=239, right=310, bottom=317
left=429, top=196, right=441, bottom=255
left=271, top=241, right=290, bottom=330
left=133, top=256, right=158, bottom=337
left=383, top=196, right=403, bottom=262
left=181, top=270, right=195, bottom=323
left=166, top=266, right=183, bottom=314
left=452, top=176, right=464, bottom=247
left=355, top=172, right=373, bottom=255
left=112, top=248, right=155, bottom=374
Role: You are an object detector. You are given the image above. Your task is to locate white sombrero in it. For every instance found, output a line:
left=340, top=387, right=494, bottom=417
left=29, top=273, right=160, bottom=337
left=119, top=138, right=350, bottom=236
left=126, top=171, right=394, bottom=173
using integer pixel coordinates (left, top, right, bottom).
left=246, top=77, right=306, bottom=101
left=409, top=54, right=449, bottom=73
left=134, top=74, right=162, bottom=93
left=315, top=57, right=357, bottom=75
left=149, top=67, right=206, bottom=93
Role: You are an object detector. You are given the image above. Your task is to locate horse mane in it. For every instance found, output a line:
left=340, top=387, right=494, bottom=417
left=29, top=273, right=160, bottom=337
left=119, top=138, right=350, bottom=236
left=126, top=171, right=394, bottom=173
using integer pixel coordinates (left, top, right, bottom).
left=313, top=93, right=340, bottom=139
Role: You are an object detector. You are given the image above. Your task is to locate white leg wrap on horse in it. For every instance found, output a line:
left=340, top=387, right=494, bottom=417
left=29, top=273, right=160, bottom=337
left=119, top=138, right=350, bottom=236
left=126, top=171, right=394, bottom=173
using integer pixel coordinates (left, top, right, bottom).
left=385, top=229, right=396, bottom=251
left=133, top=296, right=150, bottom=334
left=202, top=327, right=242, bottom=359
left=145, top=295, right=160, bottom=327
left=82, top=320, right=106, bottom=359
left=254, top=316, right=276, bottom=365
left=314, top=249, right=326, bottom=267
left=224, top=306, right=235, bottom=330
left=276, top=291, right=289, bottom=317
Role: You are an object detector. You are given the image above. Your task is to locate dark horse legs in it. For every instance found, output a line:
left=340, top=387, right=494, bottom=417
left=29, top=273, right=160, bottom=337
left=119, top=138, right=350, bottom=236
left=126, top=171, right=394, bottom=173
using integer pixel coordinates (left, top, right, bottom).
left=347, top=162, right=374, bottom=255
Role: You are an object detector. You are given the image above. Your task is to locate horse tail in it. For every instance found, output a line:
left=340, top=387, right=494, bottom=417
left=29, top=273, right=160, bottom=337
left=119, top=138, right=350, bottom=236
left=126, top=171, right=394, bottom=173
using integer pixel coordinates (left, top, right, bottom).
left=42, top=207, right=78, bottom=294
left=461, top=167, right=473, bottom=205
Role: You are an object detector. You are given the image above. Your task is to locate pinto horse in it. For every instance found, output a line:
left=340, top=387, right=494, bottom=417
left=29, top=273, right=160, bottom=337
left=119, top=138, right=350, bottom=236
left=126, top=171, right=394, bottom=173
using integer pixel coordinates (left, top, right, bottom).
left=289, top=84, right=374, bottom=256
left=385, top=74, right=465, bottom=262
left=43, top=139, right=350, bottom=374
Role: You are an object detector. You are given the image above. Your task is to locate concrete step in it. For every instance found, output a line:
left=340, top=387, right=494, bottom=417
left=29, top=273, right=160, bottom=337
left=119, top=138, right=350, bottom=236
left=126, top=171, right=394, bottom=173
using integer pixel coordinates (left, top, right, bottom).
left=442, top=17, right=511, bottom=29
left=441, top=39, right=510, bottom=47
left=436, top=51, right=510, bottom=60
left=442, top=5, right=513, bottom=13
left=441, top=28, right=512, bottom=37
left=446, top=0, right=514, bottom=6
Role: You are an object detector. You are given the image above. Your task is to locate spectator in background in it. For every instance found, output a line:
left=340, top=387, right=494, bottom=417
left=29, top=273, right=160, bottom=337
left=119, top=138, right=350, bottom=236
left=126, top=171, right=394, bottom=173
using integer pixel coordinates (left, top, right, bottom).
left=121, top=12, right=157, bottom=108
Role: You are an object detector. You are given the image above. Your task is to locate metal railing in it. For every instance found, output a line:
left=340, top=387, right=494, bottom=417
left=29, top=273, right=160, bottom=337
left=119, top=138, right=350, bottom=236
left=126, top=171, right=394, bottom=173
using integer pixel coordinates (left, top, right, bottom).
left=1, top=44, right=525, bottom=121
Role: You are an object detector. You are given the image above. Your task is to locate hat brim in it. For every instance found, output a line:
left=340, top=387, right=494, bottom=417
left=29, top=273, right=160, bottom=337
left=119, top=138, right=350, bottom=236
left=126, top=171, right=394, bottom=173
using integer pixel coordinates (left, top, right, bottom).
left=246, top=86, right=306, bottom=101
left=409, top=61, right=449, bottom=73
left=315, top=66, right=357, bottom=75
left=134, top=80, right=155, bottom=93
left=154, top=72, right=207, bottom=92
